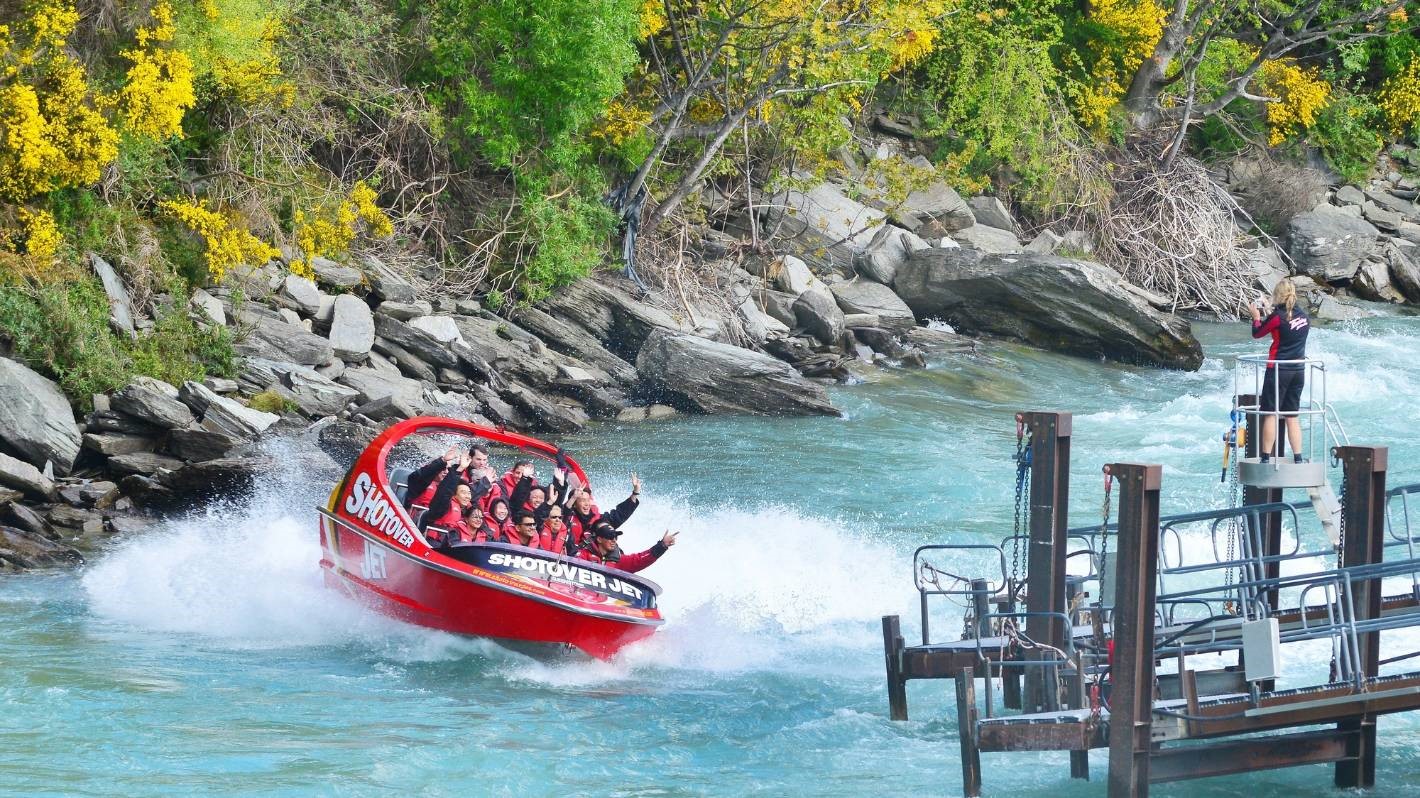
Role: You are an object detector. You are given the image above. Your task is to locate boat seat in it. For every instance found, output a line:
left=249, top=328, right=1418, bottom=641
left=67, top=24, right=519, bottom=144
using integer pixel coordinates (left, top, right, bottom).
left=410, top=504, right=428, bottom=526
left=391, top=467, right=413, bottom=504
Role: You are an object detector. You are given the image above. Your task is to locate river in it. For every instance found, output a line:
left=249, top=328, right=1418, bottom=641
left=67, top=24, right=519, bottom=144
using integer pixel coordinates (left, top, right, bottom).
left=3, top=316, right=1419, bottom=796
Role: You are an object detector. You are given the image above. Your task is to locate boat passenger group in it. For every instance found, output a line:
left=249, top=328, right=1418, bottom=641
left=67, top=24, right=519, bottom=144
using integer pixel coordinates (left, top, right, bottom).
left=402, top=445, right=677, bottom=573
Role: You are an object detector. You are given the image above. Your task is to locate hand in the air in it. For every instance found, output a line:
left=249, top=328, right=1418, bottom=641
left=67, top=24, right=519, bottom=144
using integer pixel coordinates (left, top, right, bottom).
left=631, top=472, right=642, bottom=495
left=661, top=530, right=678, bottom=548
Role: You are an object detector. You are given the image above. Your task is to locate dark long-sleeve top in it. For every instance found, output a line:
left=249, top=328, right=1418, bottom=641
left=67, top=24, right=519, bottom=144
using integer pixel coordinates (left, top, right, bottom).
left=420, top=469, right=491, bottom=534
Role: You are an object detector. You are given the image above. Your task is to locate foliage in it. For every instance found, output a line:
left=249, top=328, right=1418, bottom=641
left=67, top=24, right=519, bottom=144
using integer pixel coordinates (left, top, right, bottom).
left=160, top=199, right=281, bottom=282
left=292, top=181, right=394, bottom=275
left=174, top=0, right=292, bottom=104
left=1257, top=59, right=1331, bottom=146
left=1067, top=0, right=1167, bottom=132
left=0, top=275, right=234, bottom=404
left=1379, top=56, right=1420, bottom=136
left=247, top=389, right=295, bottom=414
left=120, top=0, right=197, bottom=140
left=1309, top=91, right=1385, bottom=183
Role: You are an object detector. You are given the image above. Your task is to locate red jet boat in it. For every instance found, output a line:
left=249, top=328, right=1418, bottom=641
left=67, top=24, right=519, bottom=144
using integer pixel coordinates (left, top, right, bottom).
left=318, top=417, right=663, bottom=659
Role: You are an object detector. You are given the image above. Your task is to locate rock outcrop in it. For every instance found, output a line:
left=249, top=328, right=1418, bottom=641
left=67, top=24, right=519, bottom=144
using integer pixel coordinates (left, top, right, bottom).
left=0, top=357, right=82, bottom=475
left=894, top=249, right=1204, bottom=370
left=1285, top=205, right=1380, bottom=283
left=636, top=329, right=840, bottom=416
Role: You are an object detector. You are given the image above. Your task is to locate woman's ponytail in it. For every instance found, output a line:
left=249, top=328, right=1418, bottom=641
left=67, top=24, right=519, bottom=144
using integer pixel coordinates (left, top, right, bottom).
left=1272, top=278, right=1298, bottom=321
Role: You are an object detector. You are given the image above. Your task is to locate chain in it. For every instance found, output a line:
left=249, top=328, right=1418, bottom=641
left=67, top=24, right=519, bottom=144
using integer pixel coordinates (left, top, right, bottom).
left=1098, top=467, right=1113, bottom=579
left=1337, top=470, right=1347, bottom=569
left=1224, top=434, right=1241, bottom=615
left=1012, top=418, right=1031, bottom=593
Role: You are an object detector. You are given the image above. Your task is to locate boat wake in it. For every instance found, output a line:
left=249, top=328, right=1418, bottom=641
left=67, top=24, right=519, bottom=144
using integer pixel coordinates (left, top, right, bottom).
left=81, top=451, right=916, bottom=681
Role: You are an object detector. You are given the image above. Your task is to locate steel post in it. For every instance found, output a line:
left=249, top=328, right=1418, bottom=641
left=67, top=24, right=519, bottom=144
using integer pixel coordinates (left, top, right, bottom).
left=1240, top=394, right=1284, bottom=613
left=1334, top=445, right=1387, bottom=789
left=957, top=667, right=982, bottom=797
left=883, top=615, right=908, bottom=721
left=1106, top=463, right=1163, bottom=798
left=1022, top=411, right=1072, bottom=713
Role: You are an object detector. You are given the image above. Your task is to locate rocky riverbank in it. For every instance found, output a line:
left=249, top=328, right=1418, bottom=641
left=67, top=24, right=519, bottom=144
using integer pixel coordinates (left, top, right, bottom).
left=6, top=124, right=1420, bottom=573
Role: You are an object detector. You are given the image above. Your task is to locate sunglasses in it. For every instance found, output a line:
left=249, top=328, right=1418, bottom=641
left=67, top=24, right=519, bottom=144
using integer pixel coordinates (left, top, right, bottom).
left=548, top=515, right=564, bottom=521
left=517, top=521, right=536, bottom=528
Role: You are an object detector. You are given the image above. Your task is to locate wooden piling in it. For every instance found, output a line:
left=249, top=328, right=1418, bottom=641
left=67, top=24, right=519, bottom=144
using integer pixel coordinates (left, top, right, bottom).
left=957, top=667, right=982, bottom=797
left=883, top=615, right=908, bottom=721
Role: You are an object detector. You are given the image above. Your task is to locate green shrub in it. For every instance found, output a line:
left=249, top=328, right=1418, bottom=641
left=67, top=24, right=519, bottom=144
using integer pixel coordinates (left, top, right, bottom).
left=248, top=389, right=294, bottom=414
left=1308, top=92, right=1385, bottom=185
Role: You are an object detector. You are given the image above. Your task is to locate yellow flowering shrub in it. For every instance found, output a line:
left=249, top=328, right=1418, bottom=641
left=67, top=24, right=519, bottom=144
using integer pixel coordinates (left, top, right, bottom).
left=0, top=1, right=119, bottom=202
left=1075, top=0, right=1168, bottom=131
left=160, top=199, right=280, bottom=282
left=176, top=0, right=291, bottom=105
left=121, top=0, right=198, bottom=139
left=1257, top=59, right=1330, bottom=145
left=292, top=181, right=394, bottom=275
left=17, top=208, right=62, bottom=261
left=1379, top=57, right=1420, bottom=136
left=637, top=0, right=667, bottom=38
left=590, top=99, right=652, bottom=146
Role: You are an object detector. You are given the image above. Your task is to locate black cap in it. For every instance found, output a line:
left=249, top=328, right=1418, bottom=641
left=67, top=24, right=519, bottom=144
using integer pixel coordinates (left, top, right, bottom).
left=592, top=523, right=621, bottom=540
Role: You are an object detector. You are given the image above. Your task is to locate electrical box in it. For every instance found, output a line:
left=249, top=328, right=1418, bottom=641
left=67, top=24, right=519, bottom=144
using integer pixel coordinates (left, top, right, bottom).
left=1242, top=617, right=1282, bottom=682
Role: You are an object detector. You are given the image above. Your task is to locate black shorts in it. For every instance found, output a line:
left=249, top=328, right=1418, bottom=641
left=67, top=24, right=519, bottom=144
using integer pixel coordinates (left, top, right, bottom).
left=1260, top=368, right=1304, bottom=415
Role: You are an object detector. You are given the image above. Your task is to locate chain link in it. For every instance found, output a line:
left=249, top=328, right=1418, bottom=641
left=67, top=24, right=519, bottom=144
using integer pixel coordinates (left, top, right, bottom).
left=1012, top=427, right=1031, bottom=593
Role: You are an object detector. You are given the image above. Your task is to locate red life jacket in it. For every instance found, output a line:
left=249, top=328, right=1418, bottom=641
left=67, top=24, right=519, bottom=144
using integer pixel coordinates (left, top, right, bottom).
left=542, top=521, right=569, bottom=555
left=427, top=503, right=472, bottom=544
left=473, top=520, right=513, bottom=545
left=577, top=543, right=661, bottom=573
left=568, top=504, right=604, bottom=547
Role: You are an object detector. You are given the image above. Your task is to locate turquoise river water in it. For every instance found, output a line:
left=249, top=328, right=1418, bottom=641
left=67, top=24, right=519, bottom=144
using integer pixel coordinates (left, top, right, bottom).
left=3, top=316, right=1420, bottom=797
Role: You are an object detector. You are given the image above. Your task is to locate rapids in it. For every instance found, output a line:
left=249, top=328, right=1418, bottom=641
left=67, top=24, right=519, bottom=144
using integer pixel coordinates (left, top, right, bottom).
left=3, top=318, right=1419, bottom=796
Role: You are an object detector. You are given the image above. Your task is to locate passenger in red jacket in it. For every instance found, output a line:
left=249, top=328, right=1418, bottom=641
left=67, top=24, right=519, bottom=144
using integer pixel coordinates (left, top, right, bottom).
left=568, top=473, right=642, bottom=548
left=510, top=511, right=549, bottom=550
left=542, top=505, right=571, bottom=555
left=406, top=445, right=497, bottom=509
left=577, top=521, right=676, bottom=573
left=485, top=498, right=517, bottom=543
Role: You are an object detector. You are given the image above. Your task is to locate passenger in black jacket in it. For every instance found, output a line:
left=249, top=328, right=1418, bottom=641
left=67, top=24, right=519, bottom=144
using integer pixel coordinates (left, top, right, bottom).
left=404, top=444, right=495, bottom=509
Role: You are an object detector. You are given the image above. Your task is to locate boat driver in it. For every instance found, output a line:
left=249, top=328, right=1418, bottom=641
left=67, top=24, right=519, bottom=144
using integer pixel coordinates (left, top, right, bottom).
left=576, top=521, right=677, bottom=573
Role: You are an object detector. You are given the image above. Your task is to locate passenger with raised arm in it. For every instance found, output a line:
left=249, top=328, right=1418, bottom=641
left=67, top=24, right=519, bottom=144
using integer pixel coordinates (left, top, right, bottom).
left=577, top=521, right=676, bottom=573
left=405, top=444, right=496, bottom=510
left=1249, top=278, right=1311, bottom=463
left=568, top=473, right=642, bottom=548
left=419, top=454, right=491, bottom=546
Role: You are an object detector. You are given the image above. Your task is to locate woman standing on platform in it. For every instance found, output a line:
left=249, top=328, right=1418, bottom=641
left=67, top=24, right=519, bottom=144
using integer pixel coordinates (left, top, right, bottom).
left=1249, top=278, right=1310, bottom=463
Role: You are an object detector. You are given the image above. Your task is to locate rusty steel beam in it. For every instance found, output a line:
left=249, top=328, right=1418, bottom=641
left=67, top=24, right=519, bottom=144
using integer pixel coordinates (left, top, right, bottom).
left=1106, top=462, right=1163, bottom=798
left=882, top=615, right=908, bottom=721
left=1336, top=445, right=1388, bottom=790
left=977, top=718, right=1104, bottom=752
left=1239, top=394, right=1285, bottom=614
left=1021, top=411, right=1072, bottom=714
left=957, top=667, right=982, bottom=797
left=1148, top=729, right=1355, bottom=783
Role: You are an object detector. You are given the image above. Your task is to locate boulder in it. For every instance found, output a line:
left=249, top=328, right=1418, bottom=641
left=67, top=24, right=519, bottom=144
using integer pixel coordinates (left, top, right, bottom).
left=511, top=306, right=638, bottom=387
left=0, top=357, right=81, bottom=474
left=166, top=426, right=240, bottom=462
left=500, top=383, right=587, bottom=433
left=373, top=315, right=458, bottom=369
left=760, top=183, right=887, bottom=273
left=893, top=248, right=1204, bottom=370
left=112, top=380, right=194, bottom=430
left=1285, top=205, right=1380, bottom=283
left=317, top=420, right=380, bottom=467
left=85, top=410, right=161, bottom=436
left=0, top=452, right=56, bottom=499
left=737, top=297, right=790, bottom=342
left=828, top=280, right=917, bottom=332
left=89, top=253, right=135, bottom=338
left=154, top=456, right=270, bottom=500
left=1245, top=246, right=1290, bottom=293
left=967, top=196, right=1018, bottom=233
left=792, top=284, right=846, bottom=345
left=190, top=288, right=226, bottom=326
left=1311, top=292, right=1369, bottom=321
left=1382, top=242, right=1420, bottom=302
left=1025, top=229, right=1063, bottom=254
left=329, top=294, right=375, bottom=361
left=364, top=257, right=417, bottom=302
left=1362, top=188, right=1418, bottom=217
left=280, top=368, right=361, bottom=418
left=177, top=381, right=278, bottom=439
left=351, top=395, right=420, bottom=423
left=371, top=338, right=439, bottom=383
left=280, top=275, right=322, bottom=317
left=1336, top=185, right=1366, bottom=205
left=309, top=257, right=364, bottom=290
left=1352, top=259, right=1406, bottom=303
left=235, top=309, right=335, bottom=366
left=952, top=224, right=1023, bottom=254
left=107, top=451, right=185, bottom=476
left=0, top=526, right=83, bottom=569
left=890, top=181, right=975, bottom=234
left=537, top=277, right=693, bottom=360
left=854, top=226, right=930, bottom=286
left=2, top=502, right=51, bottom=537
left=1058, top=230, right=1095, bottom=256
left=81, top=433, right=155, bottom=456
left=770, top=254, right=819, bottom=295
left=636, top=329, right=840, bottom=416
left=337, top=367, right=425, bottom=407
left=377, top=300, right=432, bottom=321
left=409, top=315, right=467, bottom=347
left=1360, top=201, right=1404, bottom=232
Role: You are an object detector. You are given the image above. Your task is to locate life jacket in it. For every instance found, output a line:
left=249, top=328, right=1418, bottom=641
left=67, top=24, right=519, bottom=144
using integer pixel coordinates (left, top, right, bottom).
left=541, top=521, right=570, bottom=555
left=473, top=520, right=513, bottom=545
left=568, top=504, right=604, bottom=547
left=426, top=503, right=472, bottom=546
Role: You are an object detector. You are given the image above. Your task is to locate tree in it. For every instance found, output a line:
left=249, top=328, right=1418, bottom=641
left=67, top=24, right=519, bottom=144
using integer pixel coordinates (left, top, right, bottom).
left=1122, top=0, right=1412, bottom=135
left=616, top=0, right=946, bottom=233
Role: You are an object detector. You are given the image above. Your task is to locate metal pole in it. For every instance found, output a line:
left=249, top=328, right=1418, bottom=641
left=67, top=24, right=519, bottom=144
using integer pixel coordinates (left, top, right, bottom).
left=1335, top=445, right=1387, bottom=789
left=1107, top=463, right=1163, bottom=798
left=1022, top=411, right=1072, bottom=713
left=882, top=615, right=908, bottom=721
left=1240, top=393, right=1284, bottom=613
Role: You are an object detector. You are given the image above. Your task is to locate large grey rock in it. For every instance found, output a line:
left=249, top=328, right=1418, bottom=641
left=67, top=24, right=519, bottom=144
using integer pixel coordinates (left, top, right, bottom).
left=178, top=381, right=278, bottom=439
left=190, top=288, right=226, bottom=326
left=737, top=297, right=790, bottom=342
left=894, top=249, right=1204, bottom=370
left=1360, top=201, right=1404, bottom=232
left=373, top=315, right=458, bottom=369
left=235, top=309, right=335, bottom=366
left=166, top=426, right=240, bottom=462
left=753, top=289, right=799, bottom=328
left=769, top=255, right=818, bottom=296
left=0, top=357, right=81, bottom=474
left=1245, top=246, right=1290, bottom=294
left=371, top=338, right=438, bottom=383
left=511, top=306, right=638, bottom=387
left=1383, top=242, right=1420, bottom=302
left=377, top=300, right=432, bottom=321
left=0, top=525, right=83, bottom=569
left=500, top=383, right=586, bottom=433
left=82, top=432, right=155, bottom=456
left=106, top=451, right=185, bottom=476
left=828, top=280, right=916, bottom=332
left=280, top=368, right=361, bottom=418
left=967, top=196, right=1017, bottom=233
left=280, top=275, right=322, bottom=317
left=760, top=183, right=887, bottom=273
left=854, top=226, right=930, bottom=286
left=363, top=257, right=417, bottom=302
left=1352, top=259, right=1405, bottom=303
left=952, top=224, right=1023, bottom=254
left=112, top=380, right=194, bottom=430
left=0, top=452, right=56, bottom=499
left=537, top=277, right=694, bottom=360
left=1362, top=188, right=1418, bottom=217
left=1336, top=185, right=1366, bottom=205
left=89, top=253, right=135, bottom=338
left=636, top=329, right=839, bottom=417
left=309, top=257, right=364, bottom=290
left=329, top=294, right=375, bottom=361
left=1024, top=229, right=1064, bottom=254
left=792, top=284, right=846, bottom=345
left=337, top=367, right=425, bottom=406
left=409, top=315, right=466, bottom=347
left=1311, top=292, right=1369, bottom=321
left=890, top=181, right=975, bottom=234
left=1286, top=205, right=1380, bottom=283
